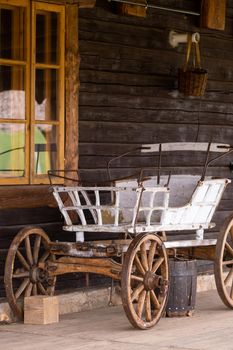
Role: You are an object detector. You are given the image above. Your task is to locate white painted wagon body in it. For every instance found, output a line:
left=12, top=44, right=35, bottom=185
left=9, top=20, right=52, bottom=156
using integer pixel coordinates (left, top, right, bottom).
left=52, top=142, right=231, bottom=249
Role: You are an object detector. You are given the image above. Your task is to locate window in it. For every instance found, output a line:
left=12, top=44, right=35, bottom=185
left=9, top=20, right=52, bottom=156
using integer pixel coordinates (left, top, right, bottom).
left=0, top=0, right=65, bottom=184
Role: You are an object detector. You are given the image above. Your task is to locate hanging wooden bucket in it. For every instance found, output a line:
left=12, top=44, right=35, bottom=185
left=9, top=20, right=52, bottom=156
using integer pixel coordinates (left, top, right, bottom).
left=201, top=0, right=226, bottom=30
left=178, top=68, right=208, bottom=97
left=178, top=34, right=208, bottom=97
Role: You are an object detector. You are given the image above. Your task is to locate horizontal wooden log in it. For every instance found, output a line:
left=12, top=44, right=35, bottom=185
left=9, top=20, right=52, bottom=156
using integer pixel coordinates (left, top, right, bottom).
left=0, top=207, right=61, bottom=226
left=79, top=81, right=233, bottom=106
left=78, top=120, right=233, bottom=145
left=0, top=186, right=57, bottom=209
left=79, top=92, right=233, bottom=115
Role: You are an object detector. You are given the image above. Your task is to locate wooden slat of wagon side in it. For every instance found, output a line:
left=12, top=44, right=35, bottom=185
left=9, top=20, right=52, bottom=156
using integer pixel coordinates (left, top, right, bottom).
left=63, top=222, right=214, bottom=233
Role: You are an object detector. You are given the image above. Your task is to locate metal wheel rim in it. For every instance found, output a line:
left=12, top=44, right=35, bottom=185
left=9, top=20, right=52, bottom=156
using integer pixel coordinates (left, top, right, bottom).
left=4, top=226, right=56, bottom=320
left=121, top=232, right=169, bottom=330
left=215, top=215, right=233, bottom=309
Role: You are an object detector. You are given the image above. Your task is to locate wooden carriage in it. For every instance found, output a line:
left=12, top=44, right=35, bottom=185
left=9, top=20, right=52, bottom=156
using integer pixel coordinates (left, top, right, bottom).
left=4, top=142, right=233, bottom=330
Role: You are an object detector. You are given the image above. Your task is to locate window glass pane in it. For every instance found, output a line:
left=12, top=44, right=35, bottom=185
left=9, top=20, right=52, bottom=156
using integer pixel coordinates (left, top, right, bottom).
left=35, top=69, right=58, bottom=121
left=0, top=65, right=26, bottom=120
left=36, top=11, right=59, bottom=64
left=0, top=123, right=25, bottom=177
left=34, top=125, right=59, bottom=175
left=0, top=6, right=26, bottom=60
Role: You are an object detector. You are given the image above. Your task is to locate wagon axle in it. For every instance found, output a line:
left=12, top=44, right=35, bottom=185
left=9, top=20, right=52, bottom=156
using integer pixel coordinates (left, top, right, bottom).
left=143, top=272, right=168, bottom=294
left=29, top=266, right=50, bottom=285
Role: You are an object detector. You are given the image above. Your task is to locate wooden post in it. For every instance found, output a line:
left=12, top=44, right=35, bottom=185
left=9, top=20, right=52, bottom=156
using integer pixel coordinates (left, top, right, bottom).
left=201, top=0, right=226, bottom=31
left=65, top=4, right=79, bottom=180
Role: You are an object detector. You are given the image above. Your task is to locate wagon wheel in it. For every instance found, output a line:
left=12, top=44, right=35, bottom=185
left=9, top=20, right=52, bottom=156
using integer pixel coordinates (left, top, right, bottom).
left=4, top=226, right=56, bottom=320
left=121, top=232, right=169, bottom=330
left=215, top=215, right=233, bottom=309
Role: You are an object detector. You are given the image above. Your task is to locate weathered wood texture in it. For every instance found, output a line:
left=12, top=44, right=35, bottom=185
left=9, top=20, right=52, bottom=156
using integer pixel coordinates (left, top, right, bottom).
left=24, top=295, right=59, bottom=325
left=201, top=0, right=226, bottom=30
left=65, top=4, right=79, bottom=174
left=117, top=0, right=147, bottom=18
left=0, top=186, right=56, bottom=209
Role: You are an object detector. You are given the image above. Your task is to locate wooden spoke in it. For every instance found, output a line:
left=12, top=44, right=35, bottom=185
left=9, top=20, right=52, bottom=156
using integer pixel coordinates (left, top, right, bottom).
left=25, top=236, right=33, bottom=266
left=225, top=242, right=233, bottom=257
left=150, top=290, right=160, bottom=309
left=224, top=268, right=233, bottom=286
left=134, top=254, right=145, bottom=276
left=137, top=290, right=146, bottom=318
left=148, top=241, right=156, bottom=271
left=152, top=257, right=164, bottom=273
left=140, top=242, right=149, bottom=271
left=145, top=291, right=152, bottom=322
left=15, top=278, right=30, bottom=300
left=38, top=282, right=48, bottom=295
left=25, top=283, right=33, bottom=297
left=222, top=259, right=233, bottom=266
left=13, top=271, right=29, bottom=279
left=131, top=283, right=144, bottom=302
left=39, top=251, right=50, bottom=263
left=32, top=283, right=38, bottom=296
left=16, top=250, right=30, bottom=271
left=130, top=275, right=143, bottom=283
left=33, top=235, right=41, bottom=264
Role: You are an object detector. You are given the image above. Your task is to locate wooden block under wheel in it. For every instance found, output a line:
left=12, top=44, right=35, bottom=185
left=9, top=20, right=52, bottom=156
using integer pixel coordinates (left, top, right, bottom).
left=24, top=295, right=59, bottom=325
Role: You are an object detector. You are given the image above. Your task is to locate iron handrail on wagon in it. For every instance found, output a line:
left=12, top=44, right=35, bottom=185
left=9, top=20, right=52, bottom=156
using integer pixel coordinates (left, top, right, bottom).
left=4, top=142, right=233, bottom=330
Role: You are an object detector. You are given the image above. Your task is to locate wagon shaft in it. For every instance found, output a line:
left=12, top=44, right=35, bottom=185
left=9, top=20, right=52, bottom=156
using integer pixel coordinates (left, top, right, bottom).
left=39, top=257, right=122, bottom=280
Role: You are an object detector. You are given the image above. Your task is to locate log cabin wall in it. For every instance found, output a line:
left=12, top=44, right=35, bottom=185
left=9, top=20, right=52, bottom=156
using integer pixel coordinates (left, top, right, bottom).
left=78, top=0, right=233, bottom=235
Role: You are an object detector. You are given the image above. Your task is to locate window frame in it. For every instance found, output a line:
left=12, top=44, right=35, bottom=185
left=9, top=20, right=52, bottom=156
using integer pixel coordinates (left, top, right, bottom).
left=0, top=0, right=30, bottom=184
left=31, top=1, right=65, bottom=184
left=0, top=0, right=65, bottom=185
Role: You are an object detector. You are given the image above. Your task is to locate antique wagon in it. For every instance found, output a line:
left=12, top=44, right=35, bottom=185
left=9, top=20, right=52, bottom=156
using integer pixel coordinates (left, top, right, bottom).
left=4, top=142, right=233, bottom=329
